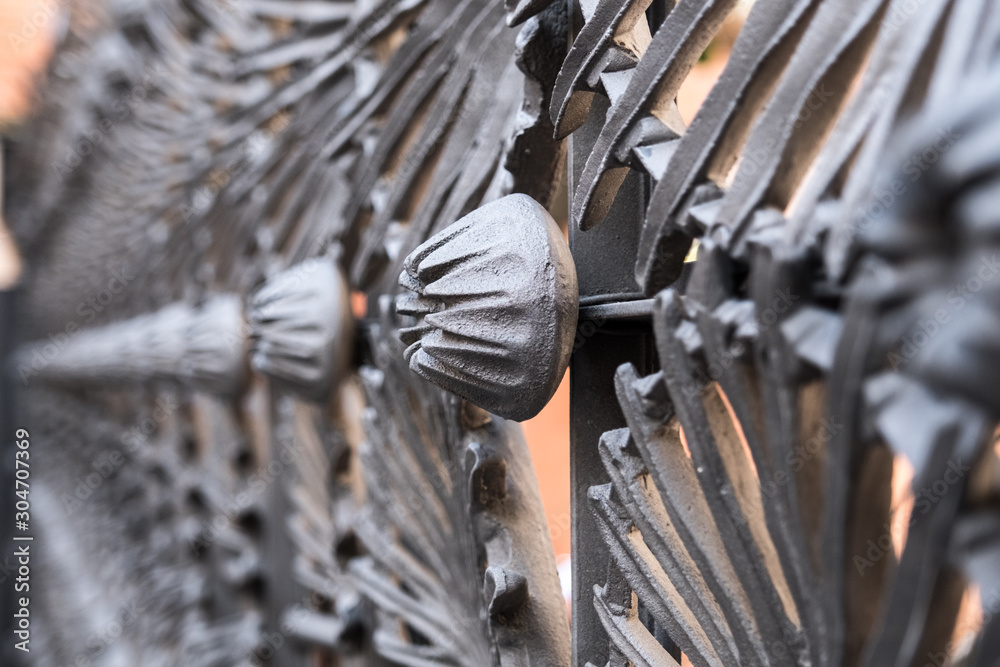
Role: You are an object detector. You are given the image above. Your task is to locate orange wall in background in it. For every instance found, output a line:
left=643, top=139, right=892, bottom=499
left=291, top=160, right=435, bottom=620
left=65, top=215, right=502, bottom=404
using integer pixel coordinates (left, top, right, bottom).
left=0, top=0, right=57, bottom=123
left=518, top=37, right=736, bottom=561
left=522, top=373, right=572, bottom=557
left=1, top=0, right=58, bottom=287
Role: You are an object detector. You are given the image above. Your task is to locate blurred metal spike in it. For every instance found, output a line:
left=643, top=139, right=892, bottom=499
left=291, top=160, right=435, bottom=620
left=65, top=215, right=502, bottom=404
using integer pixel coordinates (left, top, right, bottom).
left=14, top=294, right=249, bottom=396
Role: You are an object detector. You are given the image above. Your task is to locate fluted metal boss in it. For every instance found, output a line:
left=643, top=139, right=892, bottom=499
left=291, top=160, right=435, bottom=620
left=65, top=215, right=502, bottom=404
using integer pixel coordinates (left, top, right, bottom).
left=248, top=255, right=354, bottom=401
left=397, top=194, right=578, bottom=421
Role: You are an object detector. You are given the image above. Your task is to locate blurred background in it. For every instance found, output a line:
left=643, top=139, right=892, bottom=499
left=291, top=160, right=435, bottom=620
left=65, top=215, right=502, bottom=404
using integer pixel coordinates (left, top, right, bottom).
left=0, top=0, right=746, bottom=584
left=0, top=0, right=53, bottom=289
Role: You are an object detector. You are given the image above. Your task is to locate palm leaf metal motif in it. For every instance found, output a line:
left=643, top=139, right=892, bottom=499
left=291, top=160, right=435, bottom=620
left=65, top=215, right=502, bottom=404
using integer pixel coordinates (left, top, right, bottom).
left=557, top=0, right=1000, bottom=665
left=6, top=0, right=570, bottom=663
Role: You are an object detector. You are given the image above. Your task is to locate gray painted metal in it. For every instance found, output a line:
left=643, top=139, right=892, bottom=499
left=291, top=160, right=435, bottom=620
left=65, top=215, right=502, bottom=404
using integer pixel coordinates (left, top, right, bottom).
left=397, top=194, right=579, bottom=422
left=6, top=0, right=1000, bottom=665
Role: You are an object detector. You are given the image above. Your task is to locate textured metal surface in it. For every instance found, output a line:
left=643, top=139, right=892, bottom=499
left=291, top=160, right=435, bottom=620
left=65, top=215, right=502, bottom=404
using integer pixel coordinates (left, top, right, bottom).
left=6, top=0, right=1000, bottom=665
left=4, top=0, right=570, bottom=664
left=354, top=312, right=571, bottom=665
left=397, top=194, right=578, bottom=421
left=553, top=0, right=1000, bottom=665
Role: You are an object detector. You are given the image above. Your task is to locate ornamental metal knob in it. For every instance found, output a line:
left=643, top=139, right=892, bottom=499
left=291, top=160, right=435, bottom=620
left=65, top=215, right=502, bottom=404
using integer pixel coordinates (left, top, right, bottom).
left=396, top=194, right=578, bottom=421
left=248, top=256, right=354, bottom=401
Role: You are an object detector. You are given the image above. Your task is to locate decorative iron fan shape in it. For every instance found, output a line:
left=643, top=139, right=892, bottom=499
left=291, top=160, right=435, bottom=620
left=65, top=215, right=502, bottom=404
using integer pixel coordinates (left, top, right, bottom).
left=554, top=0, right=1000, bottom=665
left=6, top=0, right=570, bottom=663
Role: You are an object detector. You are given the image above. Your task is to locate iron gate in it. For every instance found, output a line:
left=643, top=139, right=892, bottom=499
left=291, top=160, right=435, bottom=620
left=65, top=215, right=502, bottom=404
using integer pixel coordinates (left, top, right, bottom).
left=5, top=0, right=1000, bottom=665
